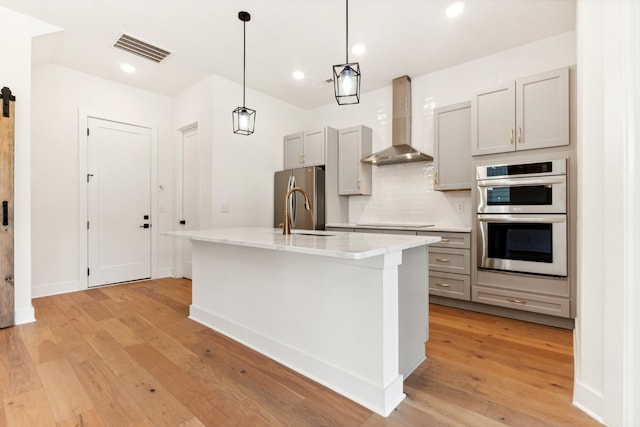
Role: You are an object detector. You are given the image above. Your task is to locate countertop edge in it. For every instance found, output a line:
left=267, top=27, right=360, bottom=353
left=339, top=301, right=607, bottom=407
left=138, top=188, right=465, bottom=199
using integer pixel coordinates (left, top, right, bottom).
left=162, top=228, right=440, bottom=260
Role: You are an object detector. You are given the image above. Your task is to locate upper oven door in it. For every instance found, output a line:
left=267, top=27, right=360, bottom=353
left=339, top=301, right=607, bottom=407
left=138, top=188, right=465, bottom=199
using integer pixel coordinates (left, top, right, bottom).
left=477, top=176, right=566, bottom=214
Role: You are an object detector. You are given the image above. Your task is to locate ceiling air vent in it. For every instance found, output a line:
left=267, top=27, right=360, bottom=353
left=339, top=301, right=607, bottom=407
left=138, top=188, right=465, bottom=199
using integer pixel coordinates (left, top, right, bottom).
left=113, top=32, right=172, bottom=63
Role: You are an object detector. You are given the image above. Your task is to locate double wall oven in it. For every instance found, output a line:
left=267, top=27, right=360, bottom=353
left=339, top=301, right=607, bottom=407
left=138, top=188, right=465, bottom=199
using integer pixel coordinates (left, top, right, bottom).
left=476, top=159, right=567, bottom=277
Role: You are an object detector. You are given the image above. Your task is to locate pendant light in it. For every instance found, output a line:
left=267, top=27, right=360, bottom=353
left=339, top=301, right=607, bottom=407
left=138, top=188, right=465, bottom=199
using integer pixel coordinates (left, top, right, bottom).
left=233, top=11, right=256, bottom=135
left=332, top=0, right=361, bottom=105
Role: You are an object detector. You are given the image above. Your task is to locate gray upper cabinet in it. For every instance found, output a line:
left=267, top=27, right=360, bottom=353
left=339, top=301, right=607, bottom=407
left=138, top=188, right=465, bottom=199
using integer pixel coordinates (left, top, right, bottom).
left=338, top=125, right=372, bottom=195
left=516, top=68, right=569, bottom=151
left=283, top=129, right=326, bottom=169
left=471, top=67, right=569, bottom=156
left=434, top=101, right=472, bottom=190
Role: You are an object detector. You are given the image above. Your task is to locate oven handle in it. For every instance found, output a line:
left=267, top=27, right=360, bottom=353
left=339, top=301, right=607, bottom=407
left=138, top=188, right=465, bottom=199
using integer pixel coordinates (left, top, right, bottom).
left=477, top=214, right=566, bottom=223
left=476, top=176, right=565, bottom=188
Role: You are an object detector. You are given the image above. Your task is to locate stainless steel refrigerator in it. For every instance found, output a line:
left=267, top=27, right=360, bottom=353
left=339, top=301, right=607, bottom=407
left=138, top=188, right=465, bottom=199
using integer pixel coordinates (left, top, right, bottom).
left=274, top=167, right=325, bottom=230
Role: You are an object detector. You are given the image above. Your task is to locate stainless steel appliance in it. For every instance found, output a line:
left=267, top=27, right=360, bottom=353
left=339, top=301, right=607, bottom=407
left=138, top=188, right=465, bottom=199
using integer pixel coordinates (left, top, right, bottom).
left=274, top=167, right=325, bottom=230
left=477, top=158, right=566, bottom=214
left=476, top=159, right=567, bottom=277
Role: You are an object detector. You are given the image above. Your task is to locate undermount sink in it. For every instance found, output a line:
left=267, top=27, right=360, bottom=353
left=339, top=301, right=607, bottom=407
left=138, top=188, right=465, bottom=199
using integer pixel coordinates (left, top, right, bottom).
left=275, top=230, right=335, bottom=237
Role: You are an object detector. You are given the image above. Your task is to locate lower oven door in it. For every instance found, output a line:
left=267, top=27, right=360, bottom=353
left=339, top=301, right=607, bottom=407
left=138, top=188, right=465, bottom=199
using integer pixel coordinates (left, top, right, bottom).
left=477, top=214, right=567, bottom=277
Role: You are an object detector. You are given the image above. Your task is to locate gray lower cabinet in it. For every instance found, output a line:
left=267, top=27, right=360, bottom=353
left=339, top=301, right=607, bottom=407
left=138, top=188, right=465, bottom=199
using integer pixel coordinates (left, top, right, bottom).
left=418, top=231, right=471, bottom=301
left=473, top=269, right=571, bottom=317
left=325, top=227, right=472, bottom=301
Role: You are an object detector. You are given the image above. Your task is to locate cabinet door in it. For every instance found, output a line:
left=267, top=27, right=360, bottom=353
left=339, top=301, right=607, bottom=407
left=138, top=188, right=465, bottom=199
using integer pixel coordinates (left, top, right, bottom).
left=516, top=68, right=569, bottom=151
left=283, top=132, right=303, bottom=169
left=471, top=82, right=515, bottom=156
left=338, top=126, right=372, bottom=195
left=302, top=130, right=325, bottom=166
left=434, top=101, right=471, bottom=190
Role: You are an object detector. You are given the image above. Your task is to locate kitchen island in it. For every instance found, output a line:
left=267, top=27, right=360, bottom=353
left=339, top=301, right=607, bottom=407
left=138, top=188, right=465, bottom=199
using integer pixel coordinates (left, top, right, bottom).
left=164, top=227, right=439, bottom=416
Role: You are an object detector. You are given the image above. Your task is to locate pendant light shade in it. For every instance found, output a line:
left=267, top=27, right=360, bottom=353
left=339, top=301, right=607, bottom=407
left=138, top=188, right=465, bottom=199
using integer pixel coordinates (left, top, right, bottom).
left=333, top=0, right=361, bottom=105
left=232, top=106, right=256, bottom=135
left=233, top=11, right=256, bottom=135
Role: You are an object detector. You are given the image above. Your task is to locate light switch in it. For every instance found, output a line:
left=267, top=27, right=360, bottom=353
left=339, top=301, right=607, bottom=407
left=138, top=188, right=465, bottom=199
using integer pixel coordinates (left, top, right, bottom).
left=220, top=203, right=230, bottom=213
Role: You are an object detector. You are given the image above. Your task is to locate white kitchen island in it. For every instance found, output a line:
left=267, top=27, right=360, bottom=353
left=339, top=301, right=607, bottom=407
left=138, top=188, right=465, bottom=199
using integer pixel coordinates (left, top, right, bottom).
left=164, top=227, right=439, bottom=416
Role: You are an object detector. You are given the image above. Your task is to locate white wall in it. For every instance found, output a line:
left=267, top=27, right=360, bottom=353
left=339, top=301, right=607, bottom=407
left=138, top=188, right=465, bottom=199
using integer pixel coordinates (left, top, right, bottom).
left=0, top=7, right=59, bottom=324
left=310, top=32, right=576, bottom=227
left=574, top=0, right=640, bottom=425
left=31, top=64, right=173, bottom=297
left=171, top=73, right=310, bottom=264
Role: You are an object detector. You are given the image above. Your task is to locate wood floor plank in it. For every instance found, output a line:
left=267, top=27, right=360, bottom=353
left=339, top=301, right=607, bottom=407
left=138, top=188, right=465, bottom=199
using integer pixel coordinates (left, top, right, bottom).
left=57, top=409, right=107, bottom=427
left=0, top=327, right=43, bottom=396
left=5, top=279, right=602, bottom=427
left=3, top=388, right=56, bottom=427
left=17, top=323, right=64, bottom=365
left=111, top=361, right=194, bottom=427
left=36, top=358, right=94, bottom=422
left=71, top=357, right=147, bottom=426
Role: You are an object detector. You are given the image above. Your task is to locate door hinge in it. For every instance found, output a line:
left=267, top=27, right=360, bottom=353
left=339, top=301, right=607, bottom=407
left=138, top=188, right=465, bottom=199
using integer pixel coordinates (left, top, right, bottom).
left=87, top=221, right=90, bottom=229
left=87, top=268, right=90, bottom=276
left=87, top=128, right=90, bottom=136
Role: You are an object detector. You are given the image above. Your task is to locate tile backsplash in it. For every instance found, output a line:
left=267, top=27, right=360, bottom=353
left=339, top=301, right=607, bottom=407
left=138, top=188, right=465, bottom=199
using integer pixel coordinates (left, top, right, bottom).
left=348, top=162, right=472, bottom=227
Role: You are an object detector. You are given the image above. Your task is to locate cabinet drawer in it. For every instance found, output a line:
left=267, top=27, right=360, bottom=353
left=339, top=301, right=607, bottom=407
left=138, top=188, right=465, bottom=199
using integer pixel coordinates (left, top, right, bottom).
left=417, top=231, right=470, bottom=249
left=472, top=285, right=570, bottom=318
left=429, top=248, right=470, bottom=275
left=429, top=272, right=470, bottom=301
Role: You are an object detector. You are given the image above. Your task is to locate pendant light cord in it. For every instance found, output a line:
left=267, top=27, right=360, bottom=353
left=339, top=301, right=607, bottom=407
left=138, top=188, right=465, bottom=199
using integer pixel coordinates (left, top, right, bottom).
left=345, top=0, right=349, bottom=64
left=243, top=19, right=246, bottom=107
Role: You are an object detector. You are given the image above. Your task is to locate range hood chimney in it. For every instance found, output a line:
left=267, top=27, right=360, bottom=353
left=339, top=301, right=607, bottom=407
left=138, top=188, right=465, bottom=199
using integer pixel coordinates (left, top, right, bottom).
left=361, top=75, right=433, bottom=166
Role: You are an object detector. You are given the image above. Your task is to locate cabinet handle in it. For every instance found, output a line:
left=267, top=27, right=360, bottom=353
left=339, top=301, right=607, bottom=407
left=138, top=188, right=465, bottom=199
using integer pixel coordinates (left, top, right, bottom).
left=440, top=238, right=450, bottom=243
left=434, top=171, right=438, bottom=185
left=435, top=258, right=450, bottom=263
left=507, top=298, right=527, bottom=304
left=435, top=282, right=450, bottom=288
left=518, top=127, right=522, bottom=143
left=510, top=128, right=514, bottom=144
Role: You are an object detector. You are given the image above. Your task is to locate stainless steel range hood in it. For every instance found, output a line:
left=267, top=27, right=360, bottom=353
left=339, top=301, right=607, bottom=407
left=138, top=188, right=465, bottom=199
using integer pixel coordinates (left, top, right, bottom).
left=361, top=75, right=433, bottom=166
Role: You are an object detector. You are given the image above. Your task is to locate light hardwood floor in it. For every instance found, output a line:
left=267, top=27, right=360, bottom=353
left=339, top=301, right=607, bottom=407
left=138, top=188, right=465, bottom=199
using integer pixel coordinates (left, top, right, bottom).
left=0, top=278, right=600, bottom=426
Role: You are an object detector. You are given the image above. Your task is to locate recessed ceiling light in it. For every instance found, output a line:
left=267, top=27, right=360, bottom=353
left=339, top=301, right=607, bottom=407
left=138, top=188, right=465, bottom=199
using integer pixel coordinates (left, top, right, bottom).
left=120, top=63, right=136, bottom=73
left=352, top=44, right=366, bottom=55
left=446, top=2, right=465, bottom=18
left=293, top=70, right=305, bottom=80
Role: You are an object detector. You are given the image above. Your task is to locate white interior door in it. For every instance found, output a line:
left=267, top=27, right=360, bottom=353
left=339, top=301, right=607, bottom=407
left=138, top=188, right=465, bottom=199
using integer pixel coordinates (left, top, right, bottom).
left=87, top=117, right=151, bottom=287
left=181, top=126, right=200, bottom=279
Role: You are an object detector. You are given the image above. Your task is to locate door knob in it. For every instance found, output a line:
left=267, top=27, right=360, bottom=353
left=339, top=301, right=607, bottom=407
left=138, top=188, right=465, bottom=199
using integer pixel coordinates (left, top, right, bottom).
left=139, top=224, right=150, bottom=229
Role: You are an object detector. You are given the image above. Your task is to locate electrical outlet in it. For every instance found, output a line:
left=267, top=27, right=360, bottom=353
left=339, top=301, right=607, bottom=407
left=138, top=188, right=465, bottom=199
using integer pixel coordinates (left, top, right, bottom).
left=457, top=202, right=464, bottom=212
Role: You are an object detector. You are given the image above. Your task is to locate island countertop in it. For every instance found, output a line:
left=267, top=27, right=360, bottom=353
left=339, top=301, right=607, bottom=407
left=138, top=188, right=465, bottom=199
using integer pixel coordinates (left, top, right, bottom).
left=163, top=227, right=440, bottom=260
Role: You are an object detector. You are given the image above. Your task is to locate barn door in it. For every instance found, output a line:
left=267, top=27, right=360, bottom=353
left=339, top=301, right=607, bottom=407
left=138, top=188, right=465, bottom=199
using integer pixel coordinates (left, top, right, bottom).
left=0, top=87, right=15, bottom=329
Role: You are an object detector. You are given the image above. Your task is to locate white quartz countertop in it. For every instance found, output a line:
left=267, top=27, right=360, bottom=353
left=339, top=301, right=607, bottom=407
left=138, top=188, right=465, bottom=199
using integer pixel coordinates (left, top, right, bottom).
left=326, top=223, right=472, bottom=233
left=163, top=227, right=440, bottom=260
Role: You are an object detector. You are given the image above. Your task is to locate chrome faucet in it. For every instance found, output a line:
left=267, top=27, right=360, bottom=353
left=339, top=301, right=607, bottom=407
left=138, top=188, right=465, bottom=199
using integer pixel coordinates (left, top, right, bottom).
left=283, top=187, right=312, bottom=235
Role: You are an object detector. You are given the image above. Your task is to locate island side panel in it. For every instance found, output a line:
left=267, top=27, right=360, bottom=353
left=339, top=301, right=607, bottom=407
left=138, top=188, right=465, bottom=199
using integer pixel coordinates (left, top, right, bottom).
left=397, top=245, right=428, bottom=378
left=189, top=240, right=405, bottom=416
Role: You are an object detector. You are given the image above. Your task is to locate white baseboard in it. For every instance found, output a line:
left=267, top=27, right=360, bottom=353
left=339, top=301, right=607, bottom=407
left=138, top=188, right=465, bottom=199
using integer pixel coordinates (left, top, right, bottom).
left=157, top=267, right=174, bottom=278
left=573, top=381, right=605, bottom=424
left=14, top=306, right=36, bottom=325
left=32, top=280, right=83, bottom=298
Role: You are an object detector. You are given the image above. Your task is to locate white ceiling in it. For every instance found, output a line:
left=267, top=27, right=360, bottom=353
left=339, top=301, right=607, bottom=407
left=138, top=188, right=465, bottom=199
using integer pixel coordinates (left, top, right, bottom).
left=0, top=0, right=576, bottom=109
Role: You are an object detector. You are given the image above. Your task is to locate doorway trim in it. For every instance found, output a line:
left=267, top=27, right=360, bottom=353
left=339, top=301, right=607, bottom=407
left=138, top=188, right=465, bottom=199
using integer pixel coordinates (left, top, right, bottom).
left=78, top=108, right=159, bottom=289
